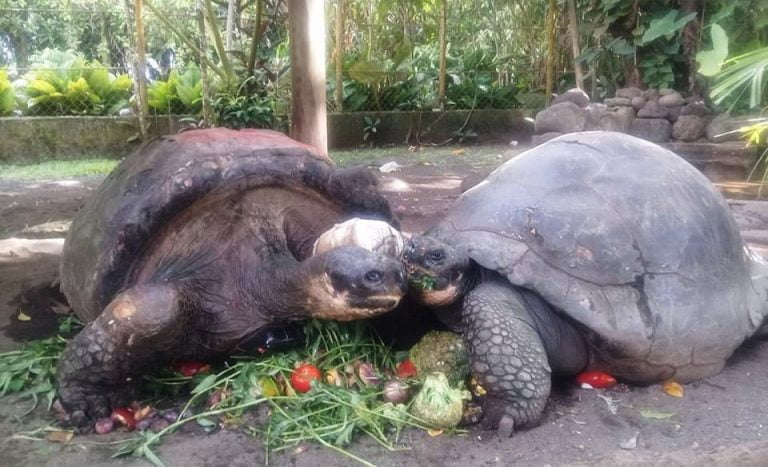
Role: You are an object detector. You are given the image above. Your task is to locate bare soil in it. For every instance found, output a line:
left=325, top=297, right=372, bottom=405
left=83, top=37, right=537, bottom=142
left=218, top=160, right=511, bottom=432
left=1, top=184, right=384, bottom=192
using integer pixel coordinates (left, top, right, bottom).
left=2, top=149, right=768, bottom=466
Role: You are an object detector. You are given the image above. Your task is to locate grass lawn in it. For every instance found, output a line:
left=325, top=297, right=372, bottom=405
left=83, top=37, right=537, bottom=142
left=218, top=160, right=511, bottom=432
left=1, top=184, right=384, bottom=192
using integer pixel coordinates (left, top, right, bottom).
left=0, top=158, right=119, bottom=180
left=0, top=143, right=517, bottom=181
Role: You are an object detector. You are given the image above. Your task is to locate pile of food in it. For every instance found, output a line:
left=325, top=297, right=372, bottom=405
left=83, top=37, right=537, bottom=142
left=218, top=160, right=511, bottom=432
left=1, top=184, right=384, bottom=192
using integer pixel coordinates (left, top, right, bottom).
left=0, top=318, right=478, bottom=465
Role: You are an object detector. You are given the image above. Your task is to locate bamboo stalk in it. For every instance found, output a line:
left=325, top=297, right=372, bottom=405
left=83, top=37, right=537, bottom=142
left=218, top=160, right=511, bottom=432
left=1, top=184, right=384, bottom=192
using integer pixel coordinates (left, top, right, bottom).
left=203, top=0, right=236, bottom=84
left=134, top=0, right=149, bottom=139
left=335, top=0, right=344, bottom=111
left=246, top=0, right=263, bottom=76
left=437, top=0, right=447, bottom=108
left=198, top=0, right=212, bottom=126
left=566, top=0, right=583, bottom=89
left=544, top=0, right=558, bottom=105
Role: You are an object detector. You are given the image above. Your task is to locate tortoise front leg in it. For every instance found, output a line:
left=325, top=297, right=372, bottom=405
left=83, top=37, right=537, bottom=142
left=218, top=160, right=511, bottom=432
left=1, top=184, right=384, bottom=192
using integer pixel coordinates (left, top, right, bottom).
left=462, top=277, right=551, bottom=437
left=57, top=284, right=185, bottom=430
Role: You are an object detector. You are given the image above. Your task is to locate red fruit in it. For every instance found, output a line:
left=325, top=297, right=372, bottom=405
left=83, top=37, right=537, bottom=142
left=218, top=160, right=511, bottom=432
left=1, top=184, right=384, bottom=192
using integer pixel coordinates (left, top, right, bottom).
left=111, top=407, right=136, bottom=430
left=576, top=371, right=617, bottom=389
left=396, top=358, right=417, bottom=378
left=173, top=361, right=211, bottom=377
left=290, top=364, right=322, bottom=393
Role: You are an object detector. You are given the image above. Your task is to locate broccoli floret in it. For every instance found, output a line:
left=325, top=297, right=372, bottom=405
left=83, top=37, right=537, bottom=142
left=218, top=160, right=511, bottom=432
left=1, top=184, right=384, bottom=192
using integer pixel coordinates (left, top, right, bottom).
left=409, top=331, right=469, bottom=386
left=410, top=372, right=471, bottom=429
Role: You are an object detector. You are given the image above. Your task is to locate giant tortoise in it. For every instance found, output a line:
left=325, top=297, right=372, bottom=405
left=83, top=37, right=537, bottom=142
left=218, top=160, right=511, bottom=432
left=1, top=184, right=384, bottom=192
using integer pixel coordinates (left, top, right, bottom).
left=57, top=128, right=407, bottom=429
left=402, top=131, right=768, bottom=436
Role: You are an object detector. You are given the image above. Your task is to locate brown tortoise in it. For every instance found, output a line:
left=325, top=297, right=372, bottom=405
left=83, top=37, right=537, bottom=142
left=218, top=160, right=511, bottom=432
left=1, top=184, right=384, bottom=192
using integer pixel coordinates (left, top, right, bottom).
left=57, top=128, right=407, bottom=429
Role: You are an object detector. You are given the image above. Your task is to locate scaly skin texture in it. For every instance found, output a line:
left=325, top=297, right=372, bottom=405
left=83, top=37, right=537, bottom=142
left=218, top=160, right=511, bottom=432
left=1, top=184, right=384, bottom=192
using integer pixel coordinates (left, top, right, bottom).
left=461, top=277, right=551, bottom=436
left=57, top=285, right=185, bottom=429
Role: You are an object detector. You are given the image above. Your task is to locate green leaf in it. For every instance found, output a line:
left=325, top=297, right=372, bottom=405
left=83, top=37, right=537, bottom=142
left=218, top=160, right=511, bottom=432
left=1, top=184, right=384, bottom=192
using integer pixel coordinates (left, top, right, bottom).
left=696, top=24, right=729, bottom=77
left=640, top=10, right=697, bottom=45
left=196, top=416, right=217, bottom=427
left=348, top=61, right=386, bottom=85
left=27, top=80, right=58, bottom=96
left=87, top=68, right=111, bottom=97
left=191, top=374, right=218, bottom=394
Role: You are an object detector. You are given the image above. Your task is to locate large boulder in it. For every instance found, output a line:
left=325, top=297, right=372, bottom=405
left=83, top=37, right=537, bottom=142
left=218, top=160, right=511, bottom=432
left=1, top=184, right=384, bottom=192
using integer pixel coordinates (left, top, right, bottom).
left=584, top=103, right=608, bottom=130
left=599, top=107, right=636, bottom=133
left=604, top=97, right=632, bottom=107
left=629, top=118, right=672, bottom=142
left=637, top=100, right=669, bottom=118
left=672, top=115, right=707, bottom=142
left=551, top=88, right=590, bottom=108
left=680, top=101, right=712, bottom=117
left=643, top=88, right=660, bottom=101
left=534, top=102, right=587, bottom=134
left=631, top=96, right=646, bottom=111
left=616, top=87, right=643, bottom=99
left=659, top=91, right=684, bottom=107
left=706, top=114, right=745, bottom=143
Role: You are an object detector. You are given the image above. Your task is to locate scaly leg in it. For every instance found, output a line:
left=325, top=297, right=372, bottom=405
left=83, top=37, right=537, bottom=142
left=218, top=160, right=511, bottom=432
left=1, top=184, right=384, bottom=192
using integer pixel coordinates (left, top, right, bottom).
left=56, top=284, right=185, bottom=430
left=462, top=277, right=551, bottom=437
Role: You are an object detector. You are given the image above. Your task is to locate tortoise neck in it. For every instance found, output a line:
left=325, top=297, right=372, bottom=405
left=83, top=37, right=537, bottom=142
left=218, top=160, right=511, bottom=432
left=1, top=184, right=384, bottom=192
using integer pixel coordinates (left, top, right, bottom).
left=243, top=253, right=327, bottom=321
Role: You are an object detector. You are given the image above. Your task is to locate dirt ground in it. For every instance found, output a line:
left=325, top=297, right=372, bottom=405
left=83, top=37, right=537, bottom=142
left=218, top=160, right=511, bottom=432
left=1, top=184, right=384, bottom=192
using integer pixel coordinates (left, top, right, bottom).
left=2, top=147, right=768, bottom=466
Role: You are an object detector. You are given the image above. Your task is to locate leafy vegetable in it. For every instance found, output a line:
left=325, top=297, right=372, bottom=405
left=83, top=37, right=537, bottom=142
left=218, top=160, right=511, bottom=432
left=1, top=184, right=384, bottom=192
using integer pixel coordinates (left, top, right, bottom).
left=409, top=331, right=469, bottom=386
left=410, top=373, right=470, bottom=429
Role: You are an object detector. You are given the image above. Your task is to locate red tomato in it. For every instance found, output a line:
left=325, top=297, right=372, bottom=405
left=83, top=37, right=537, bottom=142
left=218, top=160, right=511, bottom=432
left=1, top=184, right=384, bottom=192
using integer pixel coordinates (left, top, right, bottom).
left=576, top=371, right=617, bottom=389
left=290, top=364, right=322, bottom=393
left=395, top=358, right=417, bottom=378
left=172, top=361, right=211, bottom=377
left=111, top=407, right=136, bottom=430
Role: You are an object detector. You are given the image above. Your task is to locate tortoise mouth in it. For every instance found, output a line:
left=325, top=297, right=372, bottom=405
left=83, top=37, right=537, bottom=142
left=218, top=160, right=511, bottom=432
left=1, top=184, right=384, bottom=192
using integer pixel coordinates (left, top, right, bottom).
left=315, top=294, right=403, bottom=321
left=406, top=266, right=449, bottom=292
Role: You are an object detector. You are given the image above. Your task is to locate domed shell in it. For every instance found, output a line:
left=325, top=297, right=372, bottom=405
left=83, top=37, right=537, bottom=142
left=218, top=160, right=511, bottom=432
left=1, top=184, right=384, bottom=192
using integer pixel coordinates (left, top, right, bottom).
left=61, top=129, right=396, bottom=321
left=430, top=131, right=765, bottom=382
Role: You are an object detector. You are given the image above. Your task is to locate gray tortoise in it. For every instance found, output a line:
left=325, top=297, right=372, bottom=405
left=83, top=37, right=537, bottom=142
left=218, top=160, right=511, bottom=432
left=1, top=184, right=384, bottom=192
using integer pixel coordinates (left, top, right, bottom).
left=57, top=128, right=407, bottom=429
left=403, top=131, right=768, bottom=436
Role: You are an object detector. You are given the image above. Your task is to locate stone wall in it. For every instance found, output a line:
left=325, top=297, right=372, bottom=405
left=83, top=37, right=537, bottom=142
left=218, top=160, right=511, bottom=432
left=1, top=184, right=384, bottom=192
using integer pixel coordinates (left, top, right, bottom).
left=0, top=110, right=533, bottom=163
left=532, top=87, right=748, bottom=146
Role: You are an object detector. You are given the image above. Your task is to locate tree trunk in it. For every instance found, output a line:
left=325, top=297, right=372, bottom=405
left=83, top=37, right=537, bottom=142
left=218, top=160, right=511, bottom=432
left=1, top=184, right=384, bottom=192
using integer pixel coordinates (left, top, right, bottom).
left=566, top=0, right=583, bottom=89
left=287, top=0, right=328, bottom=154
left=198, top=2, right=212, bottom=126
left=680, top=0, right=704, bottom=96
left=334, top=0, right=345, bottom=111
left=437, top=0, right=447, bottom=108
left=225, top=0, right=236, bottom=51
left=246, top=0, right=264, bottom=77
left=544, top=0, right=558, bottom=104
left=129, top=0, right=149, bottom=140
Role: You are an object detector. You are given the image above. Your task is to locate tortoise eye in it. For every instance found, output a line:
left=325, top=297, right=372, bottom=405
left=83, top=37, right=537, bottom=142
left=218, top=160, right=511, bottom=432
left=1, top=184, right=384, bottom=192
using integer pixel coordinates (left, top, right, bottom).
left=427, top=250, right=445, bottom=262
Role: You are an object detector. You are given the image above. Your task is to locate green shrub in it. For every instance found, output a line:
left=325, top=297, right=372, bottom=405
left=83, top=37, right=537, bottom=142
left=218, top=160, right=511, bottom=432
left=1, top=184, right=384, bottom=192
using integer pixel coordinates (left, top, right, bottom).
left=0, top=70, right=14, bottom=116
left=211, top=77, right=275, bottom=129
left=23, top=49, right=132, bottom=116
left=147, top=66, right=203, bottom=115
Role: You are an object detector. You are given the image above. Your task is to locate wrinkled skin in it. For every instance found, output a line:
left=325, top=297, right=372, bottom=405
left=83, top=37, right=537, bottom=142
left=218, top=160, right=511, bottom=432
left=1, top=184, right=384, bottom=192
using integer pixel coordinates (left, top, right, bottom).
left=57, top=129, right=407, bottom=430
left=403, top=131, right=768, bottom=436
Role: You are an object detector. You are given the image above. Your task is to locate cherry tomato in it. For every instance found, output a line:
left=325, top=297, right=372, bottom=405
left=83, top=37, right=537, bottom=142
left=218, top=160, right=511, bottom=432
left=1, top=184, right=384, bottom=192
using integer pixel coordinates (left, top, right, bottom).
left=576, top=370, right=617, bottom=389
left=172, top=361, right=211, bottom=377
left=396, top=358, right=417, bottom=378
left=290, top=364, right=322, bottom=393
left=111, top=407, right=136, bottom=430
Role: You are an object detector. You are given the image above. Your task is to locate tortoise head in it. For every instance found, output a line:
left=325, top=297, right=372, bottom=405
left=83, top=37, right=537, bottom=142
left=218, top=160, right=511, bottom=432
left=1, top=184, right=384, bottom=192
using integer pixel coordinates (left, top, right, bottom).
left=309, top=246, right=407, bottom=321
left=402, top=235, right=472, bottom=307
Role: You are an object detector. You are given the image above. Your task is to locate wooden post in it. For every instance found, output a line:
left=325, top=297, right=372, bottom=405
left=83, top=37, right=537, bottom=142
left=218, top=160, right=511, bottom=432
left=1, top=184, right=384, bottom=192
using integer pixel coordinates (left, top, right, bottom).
left=133, top=0, right=149, bottom=139
left=437, top=0, right=447, bottom=108
left=287, top=0, right=328, bottom=154
left=566, top=0, right=584, bottom=89
left=334, top=0, right=344, bottom=111
left=198, top=1, right=212, bottom=126
left=544, top=0, right=558, bottom=105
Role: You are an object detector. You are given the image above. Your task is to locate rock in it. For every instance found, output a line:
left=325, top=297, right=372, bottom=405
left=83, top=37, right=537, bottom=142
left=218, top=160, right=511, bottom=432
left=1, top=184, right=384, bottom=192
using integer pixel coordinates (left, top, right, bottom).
left=643, top=89, right=660, bottom=101
left=629, top=118, right=672, bottom=142
left=631, top=96, right=646, bottom=111
left=584, top=103, right=608, bottom=130
left=599, top=107, right=636, bottom=133
left=680, top=101, right=711, bottom=117
left=659, top=92, right=684, bottom=107
left=637, top=100, right=669, bottom=118
left=667, top=106, right=682, bottom=122
left=551, top=88, right=590, bottom=108
left=616, top=87, right=643, bottom=99
left=706, top=114, right=745, bottom=143
left=672, top=115, right=707, bottom=142
left=659, top=88, right=676, bottom=96
left=534, top=102, right=587, bottom=134
left=604, top=97, right=633, bottom=107
left=532, top=132, right=563, bottom=146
